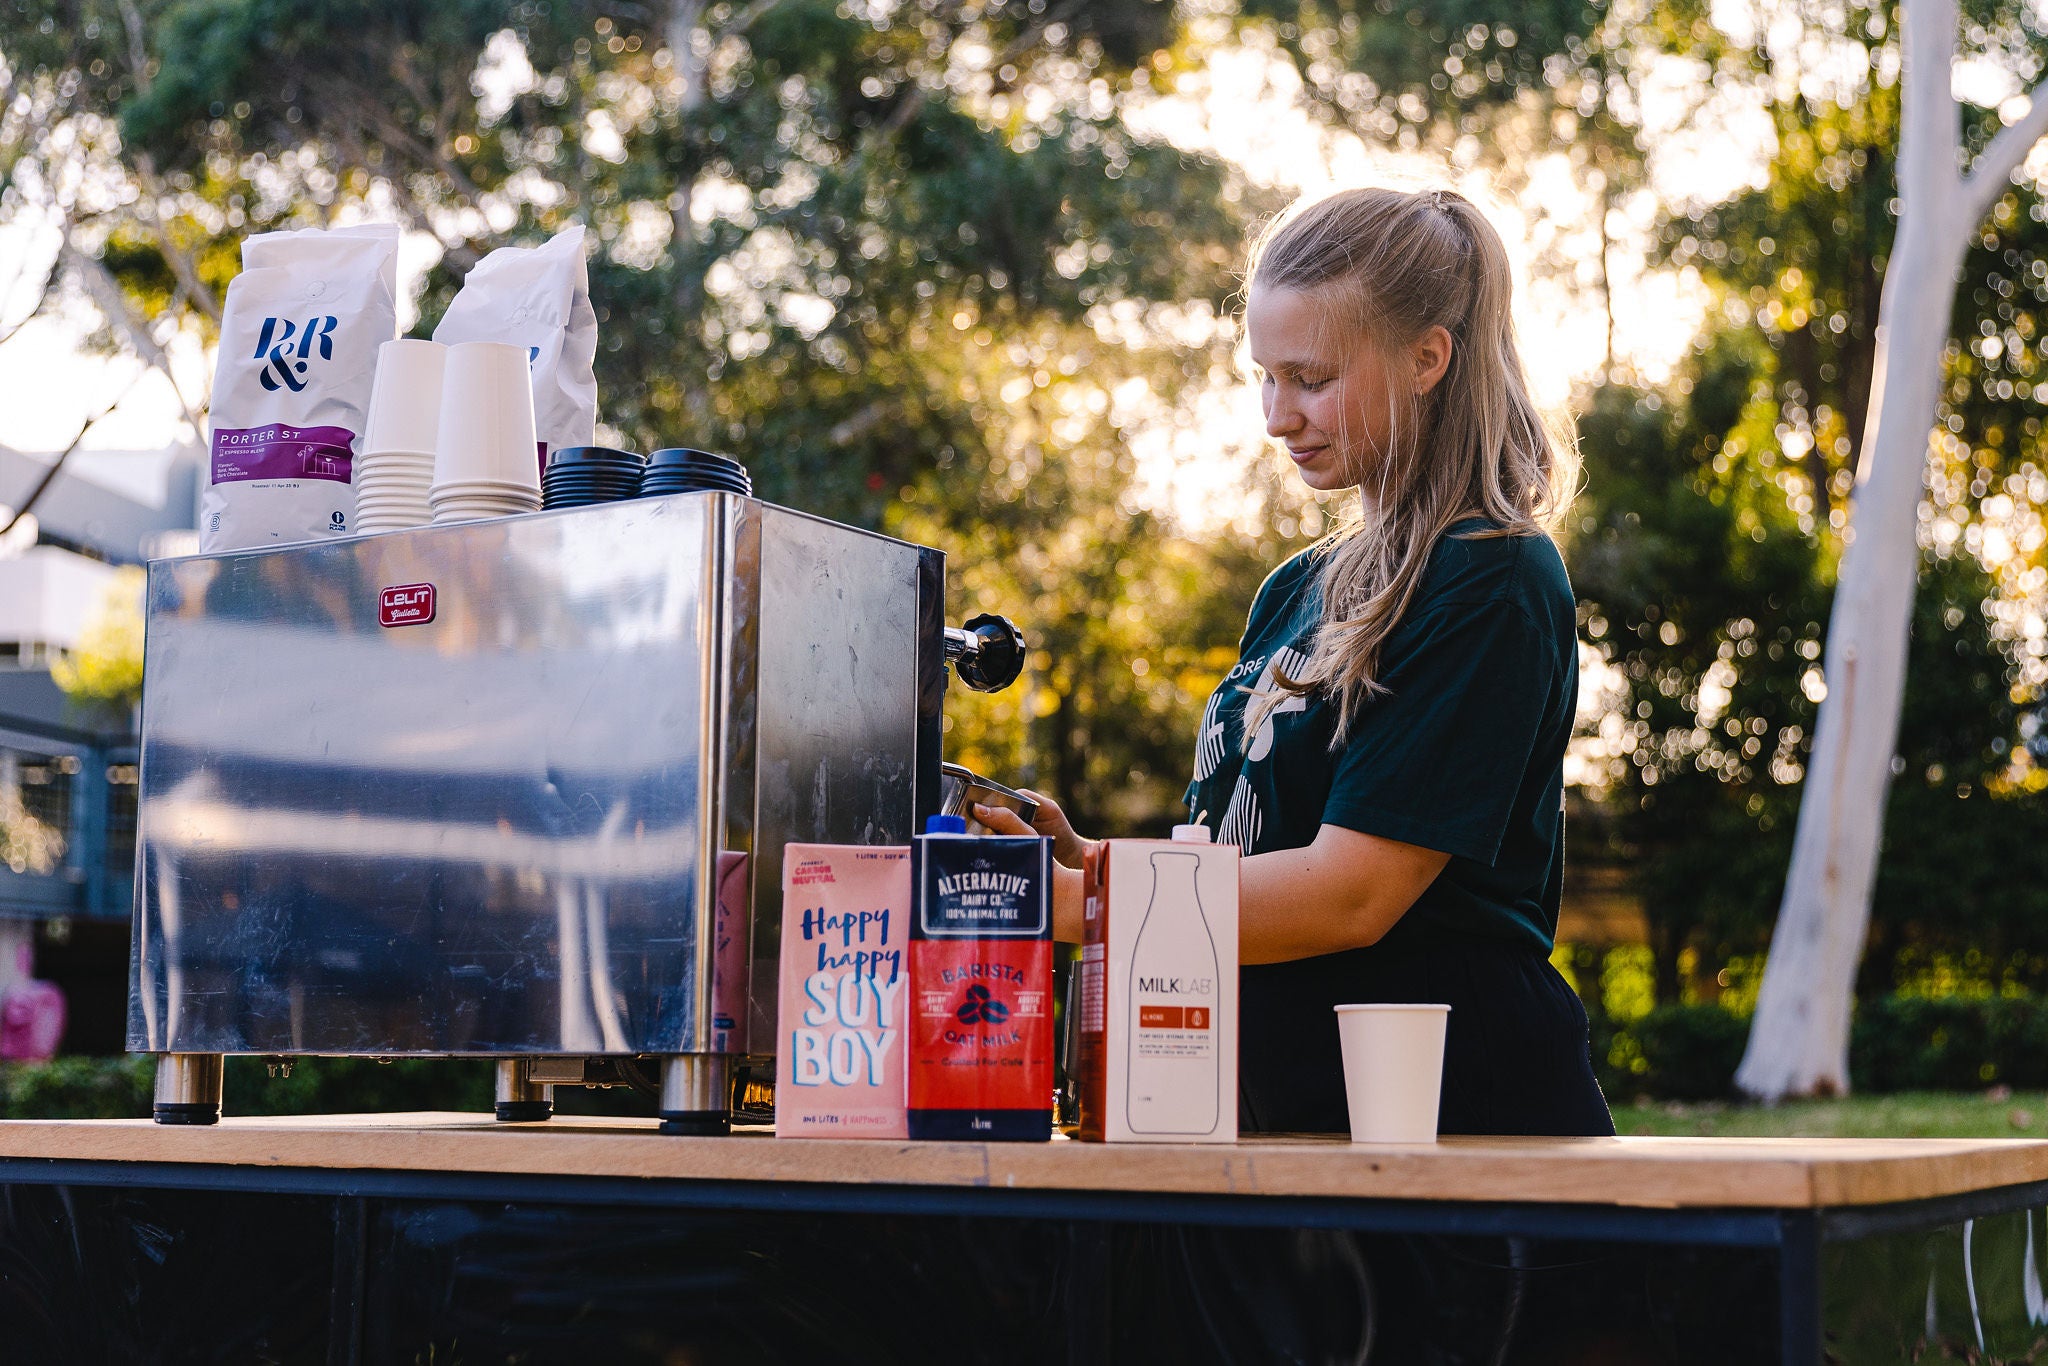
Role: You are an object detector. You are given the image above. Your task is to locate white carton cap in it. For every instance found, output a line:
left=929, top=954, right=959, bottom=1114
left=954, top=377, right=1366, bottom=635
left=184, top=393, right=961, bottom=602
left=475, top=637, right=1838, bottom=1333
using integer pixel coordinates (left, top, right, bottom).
left=1170, top=824, right=1213, bottom=843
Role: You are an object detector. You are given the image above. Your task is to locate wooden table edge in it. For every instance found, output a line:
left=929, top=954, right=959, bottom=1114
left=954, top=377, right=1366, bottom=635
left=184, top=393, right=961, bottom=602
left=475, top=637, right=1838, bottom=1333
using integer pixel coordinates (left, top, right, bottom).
left=5, top=1116, right=2048, bottom=1212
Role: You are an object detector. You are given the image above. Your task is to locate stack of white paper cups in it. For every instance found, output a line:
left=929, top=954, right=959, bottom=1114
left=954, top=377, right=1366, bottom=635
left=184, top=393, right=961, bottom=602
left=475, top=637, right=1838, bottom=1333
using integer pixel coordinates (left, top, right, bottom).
left=431, top=341, right=542, bottom=524
left=353, top=339, right=444, bottom=534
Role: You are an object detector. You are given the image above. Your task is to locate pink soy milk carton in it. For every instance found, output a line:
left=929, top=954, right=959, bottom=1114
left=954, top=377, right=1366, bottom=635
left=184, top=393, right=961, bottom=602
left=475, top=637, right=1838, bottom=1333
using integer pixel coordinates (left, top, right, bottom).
left=775, top=844, right=911, bottom=1139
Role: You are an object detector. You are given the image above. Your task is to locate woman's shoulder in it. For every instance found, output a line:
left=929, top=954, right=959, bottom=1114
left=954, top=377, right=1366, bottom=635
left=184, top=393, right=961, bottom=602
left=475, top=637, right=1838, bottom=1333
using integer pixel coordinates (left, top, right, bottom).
left=1418, top=518, right=1572, bottom=622
left=1248, top=545, right=1325, bottom=619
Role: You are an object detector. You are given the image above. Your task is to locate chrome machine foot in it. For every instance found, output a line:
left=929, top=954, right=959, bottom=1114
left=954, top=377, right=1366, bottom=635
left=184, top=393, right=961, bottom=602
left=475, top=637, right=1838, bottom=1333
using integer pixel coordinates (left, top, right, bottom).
left=152, top=1053, right=224, bottom=1125
left=493, top=1059, right=554, bottom=1122
left=658, top=1055, right=731, bottom=1135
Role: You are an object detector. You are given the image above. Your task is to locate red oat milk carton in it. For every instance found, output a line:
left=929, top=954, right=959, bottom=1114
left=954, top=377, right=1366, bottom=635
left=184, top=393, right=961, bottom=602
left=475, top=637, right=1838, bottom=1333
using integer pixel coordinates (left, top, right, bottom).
left=907, top=816, right=1055, bottom=1141
left=775, top=844, right=911, bottom=1139
left=1077, top=825, right=1238, bottom=1143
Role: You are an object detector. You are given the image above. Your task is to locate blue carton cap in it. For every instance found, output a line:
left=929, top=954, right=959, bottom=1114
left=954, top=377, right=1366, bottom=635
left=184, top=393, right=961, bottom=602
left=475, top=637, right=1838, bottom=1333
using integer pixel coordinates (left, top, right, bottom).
left=924, top=813, right=969, bottom=834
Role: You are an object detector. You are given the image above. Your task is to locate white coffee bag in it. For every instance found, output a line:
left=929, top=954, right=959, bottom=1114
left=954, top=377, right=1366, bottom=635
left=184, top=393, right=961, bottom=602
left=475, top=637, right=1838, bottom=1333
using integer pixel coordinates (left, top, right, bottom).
left=432, top=224, right=598, bottom=467
left=202, top=223, right=400, bottom=552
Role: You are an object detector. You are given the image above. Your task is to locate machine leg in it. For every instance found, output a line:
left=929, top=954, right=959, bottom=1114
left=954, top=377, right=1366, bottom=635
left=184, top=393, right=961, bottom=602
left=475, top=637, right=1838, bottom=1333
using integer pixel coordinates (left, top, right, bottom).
left=493, top=1060, right=554, bottom=1122
left=658, top=1055, right=731, bottom=1135
left=153, top=1053, right=224, bottom=1125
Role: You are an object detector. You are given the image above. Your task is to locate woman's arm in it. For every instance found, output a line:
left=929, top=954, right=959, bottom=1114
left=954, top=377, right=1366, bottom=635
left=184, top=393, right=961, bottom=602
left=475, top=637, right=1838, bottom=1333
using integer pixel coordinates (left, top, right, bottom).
left=973, top=805, right=1448, bottom=959
left=1235, top=824, right=1448, bottom=963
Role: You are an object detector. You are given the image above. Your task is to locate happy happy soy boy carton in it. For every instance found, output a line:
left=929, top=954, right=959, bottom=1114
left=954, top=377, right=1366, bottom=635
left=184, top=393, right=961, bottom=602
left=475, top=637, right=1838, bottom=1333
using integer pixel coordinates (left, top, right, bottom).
left=775, top=844, right=911, bottom=1139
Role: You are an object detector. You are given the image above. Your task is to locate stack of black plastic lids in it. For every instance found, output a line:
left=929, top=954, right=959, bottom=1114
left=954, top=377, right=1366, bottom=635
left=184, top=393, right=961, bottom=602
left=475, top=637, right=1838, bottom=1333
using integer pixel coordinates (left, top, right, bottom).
left=542, top=446, right=647, bottom=509
left=640, top=448, right=753, bottom=497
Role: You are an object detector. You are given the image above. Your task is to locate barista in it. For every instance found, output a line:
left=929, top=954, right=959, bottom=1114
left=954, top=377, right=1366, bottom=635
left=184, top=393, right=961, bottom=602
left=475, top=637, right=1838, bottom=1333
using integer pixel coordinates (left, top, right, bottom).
left=976, top=186, right=1613, bottom=1138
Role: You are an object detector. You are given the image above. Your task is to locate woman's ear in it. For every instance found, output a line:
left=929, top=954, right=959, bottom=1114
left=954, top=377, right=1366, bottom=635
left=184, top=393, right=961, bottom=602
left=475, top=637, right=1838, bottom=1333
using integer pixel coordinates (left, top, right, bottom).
left=1411, top=325, right=1454, bottom=397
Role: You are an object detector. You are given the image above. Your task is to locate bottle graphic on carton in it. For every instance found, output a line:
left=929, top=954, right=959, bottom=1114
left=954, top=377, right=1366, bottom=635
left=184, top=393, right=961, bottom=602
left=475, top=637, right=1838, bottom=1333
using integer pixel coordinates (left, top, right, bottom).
left=1126, top=850, right=1221, bottom=1134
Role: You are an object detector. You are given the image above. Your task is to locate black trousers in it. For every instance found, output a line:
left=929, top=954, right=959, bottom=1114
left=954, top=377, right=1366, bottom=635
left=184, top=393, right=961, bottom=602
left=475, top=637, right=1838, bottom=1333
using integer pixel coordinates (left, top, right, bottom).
left=1238, top=923, right=1614, bottom=1137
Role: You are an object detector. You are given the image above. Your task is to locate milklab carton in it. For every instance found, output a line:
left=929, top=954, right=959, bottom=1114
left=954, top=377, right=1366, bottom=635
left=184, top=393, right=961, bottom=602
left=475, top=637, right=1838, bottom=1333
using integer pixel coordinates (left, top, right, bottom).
left=1077, top=830, right=1238, bottom=1143
left=774, top=844, right=910, bottom=1139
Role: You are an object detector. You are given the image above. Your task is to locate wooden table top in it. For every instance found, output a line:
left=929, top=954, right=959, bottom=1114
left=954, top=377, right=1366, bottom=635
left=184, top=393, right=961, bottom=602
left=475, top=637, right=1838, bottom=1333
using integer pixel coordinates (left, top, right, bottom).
left=0, top=1112, right=2042, bottom=1210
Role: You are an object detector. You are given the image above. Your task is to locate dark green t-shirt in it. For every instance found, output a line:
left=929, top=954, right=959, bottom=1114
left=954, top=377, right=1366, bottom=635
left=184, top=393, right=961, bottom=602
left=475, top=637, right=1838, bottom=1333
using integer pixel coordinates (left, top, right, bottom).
left=1183, top=518, right=1577, bottom=952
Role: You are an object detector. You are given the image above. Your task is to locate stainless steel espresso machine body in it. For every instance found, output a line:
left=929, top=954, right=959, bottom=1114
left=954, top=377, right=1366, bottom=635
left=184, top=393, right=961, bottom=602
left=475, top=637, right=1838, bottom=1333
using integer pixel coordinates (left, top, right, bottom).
left=126, top=493, right=1014, bottom=1130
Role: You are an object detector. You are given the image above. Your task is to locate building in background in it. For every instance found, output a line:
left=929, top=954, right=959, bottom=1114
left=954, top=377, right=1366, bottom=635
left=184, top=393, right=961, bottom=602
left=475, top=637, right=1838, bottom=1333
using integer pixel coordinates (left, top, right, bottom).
left=0, top=443, right=199, bottom=1056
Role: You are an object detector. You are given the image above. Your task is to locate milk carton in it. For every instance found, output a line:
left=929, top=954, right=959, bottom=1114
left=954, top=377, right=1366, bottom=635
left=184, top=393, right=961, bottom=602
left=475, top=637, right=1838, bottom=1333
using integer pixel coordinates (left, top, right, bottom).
left=906, top=817, right=1054, bottom=1141
left=1077, top=827, right=1238, bottom=1143
left=774, top=844, right=911, bottom=1139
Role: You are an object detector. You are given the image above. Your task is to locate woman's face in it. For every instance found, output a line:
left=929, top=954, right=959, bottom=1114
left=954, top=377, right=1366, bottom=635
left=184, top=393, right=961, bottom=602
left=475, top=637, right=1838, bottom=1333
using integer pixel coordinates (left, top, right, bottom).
left=1245, top=283, right=1450, bottom=495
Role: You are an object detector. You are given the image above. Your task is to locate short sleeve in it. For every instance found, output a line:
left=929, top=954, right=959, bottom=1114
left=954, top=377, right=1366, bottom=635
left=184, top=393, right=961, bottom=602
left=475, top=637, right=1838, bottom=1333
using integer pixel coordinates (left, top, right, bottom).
left=1320, top=600, right=1556, bottom=865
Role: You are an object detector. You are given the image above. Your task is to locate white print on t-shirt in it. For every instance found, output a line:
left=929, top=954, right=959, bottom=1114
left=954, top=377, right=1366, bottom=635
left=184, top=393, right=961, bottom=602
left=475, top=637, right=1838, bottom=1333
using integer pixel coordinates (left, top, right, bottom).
left=1211, top=646, right=1310, bottom=853
left=1194, top=650, right=1267, bottom=784
left=1193, top=690, right=1229, bottom=783
left=1218, top=774, right=1262, bottom=853
left=1244, top=647, right=1312, bottom=762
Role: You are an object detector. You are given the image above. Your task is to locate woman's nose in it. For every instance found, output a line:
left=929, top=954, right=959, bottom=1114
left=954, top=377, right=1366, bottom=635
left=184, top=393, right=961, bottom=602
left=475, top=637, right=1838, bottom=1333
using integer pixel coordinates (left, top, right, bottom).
left=1265, top=390, right=1303, bottom=438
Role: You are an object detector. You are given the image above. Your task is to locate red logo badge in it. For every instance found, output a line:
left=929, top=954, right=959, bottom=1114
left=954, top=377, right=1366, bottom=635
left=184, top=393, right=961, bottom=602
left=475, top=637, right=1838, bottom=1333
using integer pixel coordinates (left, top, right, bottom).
left=380, top=582, right=435, bottom=627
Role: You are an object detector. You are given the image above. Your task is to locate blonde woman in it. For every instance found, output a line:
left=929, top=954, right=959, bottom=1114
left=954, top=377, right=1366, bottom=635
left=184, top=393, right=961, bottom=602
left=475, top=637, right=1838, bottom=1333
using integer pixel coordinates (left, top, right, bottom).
left=979, top=186, right=1613, bottom=1137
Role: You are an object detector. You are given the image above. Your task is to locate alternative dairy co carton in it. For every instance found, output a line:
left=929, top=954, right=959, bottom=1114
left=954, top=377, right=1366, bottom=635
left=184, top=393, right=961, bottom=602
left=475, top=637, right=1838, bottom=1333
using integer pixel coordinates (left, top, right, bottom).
left=775, top=844, right=911, bottom=1139
left=1078, top=827, right=1239, bottom=1143
left=907, top=819, right=1054, bottom=1141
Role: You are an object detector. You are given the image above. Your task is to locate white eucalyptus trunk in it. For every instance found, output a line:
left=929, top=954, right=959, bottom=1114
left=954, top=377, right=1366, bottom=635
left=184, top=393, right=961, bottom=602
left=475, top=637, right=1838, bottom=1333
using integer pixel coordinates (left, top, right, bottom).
left=1736, top=0, right=2048, bottom=1098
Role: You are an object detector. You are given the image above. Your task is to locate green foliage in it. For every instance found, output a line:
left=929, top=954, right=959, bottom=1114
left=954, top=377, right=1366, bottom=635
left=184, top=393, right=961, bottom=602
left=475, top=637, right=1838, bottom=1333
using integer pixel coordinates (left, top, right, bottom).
left=0, top=1055, right=152, bottom=1119
left=1561, top=942, right=2048, bottom=1101
left=1850, top=995, right=2048, bottom=1092
left=1236, top=0, right=1597, bottom=138
left=1628, top=1004, right=1749, bottom=1101
left=1574, top=991, right=2048, bottom=1100
left=51, top=566, right=147, bottom=721
left=1568, top=378, right=1828, bottom=1004
left=1571, top=359, right=2041, bottom=1005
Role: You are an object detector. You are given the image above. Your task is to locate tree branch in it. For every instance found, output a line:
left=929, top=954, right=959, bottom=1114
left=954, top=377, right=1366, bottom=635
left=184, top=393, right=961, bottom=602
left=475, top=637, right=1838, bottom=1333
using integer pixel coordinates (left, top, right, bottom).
left=0, top=249, right=60, bottom=350
left=117, top=0, right=223, bottom=326
left=60, top=234, right=206, bottom=439
left=0, top=369, right=146, bottom=537
left=300, top=71, right=493, bottom=215
left=716, top=0, right=782, bottom=43
left=1962, top=82, right=2048, bottom=229
left=326, top=118, right=485, bottom=273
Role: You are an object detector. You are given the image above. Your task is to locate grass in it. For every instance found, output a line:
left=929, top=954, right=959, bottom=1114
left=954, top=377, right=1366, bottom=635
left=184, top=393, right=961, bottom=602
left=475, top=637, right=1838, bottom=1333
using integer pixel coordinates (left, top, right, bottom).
left=1611, top=1089, right=2048, bottom=1138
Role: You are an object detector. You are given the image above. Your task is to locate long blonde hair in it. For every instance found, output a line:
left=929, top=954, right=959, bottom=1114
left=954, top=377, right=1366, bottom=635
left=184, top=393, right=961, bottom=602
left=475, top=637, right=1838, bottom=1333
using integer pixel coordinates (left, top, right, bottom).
left=1243, top=186, right=1580, bottom=744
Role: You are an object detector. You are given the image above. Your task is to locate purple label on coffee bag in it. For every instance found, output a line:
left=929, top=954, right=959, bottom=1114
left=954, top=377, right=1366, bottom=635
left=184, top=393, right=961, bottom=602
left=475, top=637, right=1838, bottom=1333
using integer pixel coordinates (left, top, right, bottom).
left=211, top=423, right=355, bottom=484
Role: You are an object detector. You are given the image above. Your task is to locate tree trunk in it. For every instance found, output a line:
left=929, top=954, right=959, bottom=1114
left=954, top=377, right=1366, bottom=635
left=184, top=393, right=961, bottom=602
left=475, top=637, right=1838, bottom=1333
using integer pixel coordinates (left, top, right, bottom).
left=1734, top=266, right=1954, bottom=1097
left=1736, top=0, right=1972, bottom=1097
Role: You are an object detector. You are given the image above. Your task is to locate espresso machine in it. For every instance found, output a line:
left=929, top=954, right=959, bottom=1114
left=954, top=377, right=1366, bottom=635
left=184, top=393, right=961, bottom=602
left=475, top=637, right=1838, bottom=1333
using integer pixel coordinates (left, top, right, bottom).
left=127, top=492, right=1025, bottom=1131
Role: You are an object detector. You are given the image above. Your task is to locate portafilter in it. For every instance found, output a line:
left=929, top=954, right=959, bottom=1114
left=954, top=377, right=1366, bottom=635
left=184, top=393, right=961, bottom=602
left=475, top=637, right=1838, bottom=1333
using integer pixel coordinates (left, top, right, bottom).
left=938, top=763, right=1039, bottom=835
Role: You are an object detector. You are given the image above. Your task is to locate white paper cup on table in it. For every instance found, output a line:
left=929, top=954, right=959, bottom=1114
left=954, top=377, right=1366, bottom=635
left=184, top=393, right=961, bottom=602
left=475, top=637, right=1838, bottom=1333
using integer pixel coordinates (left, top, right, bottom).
left=362, top=339, right=447, bottom=455
left=434, top=340, right=541, bottom=495
left=1334, top=1004, right=1450, bottom=1144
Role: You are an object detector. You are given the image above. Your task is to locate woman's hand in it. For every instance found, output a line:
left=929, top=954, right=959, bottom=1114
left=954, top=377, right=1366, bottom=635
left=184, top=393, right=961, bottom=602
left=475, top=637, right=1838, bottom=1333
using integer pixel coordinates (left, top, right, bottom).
left=974, top=789, right=1092, bottom=869
left=969, top=793, right=1090, bottom=944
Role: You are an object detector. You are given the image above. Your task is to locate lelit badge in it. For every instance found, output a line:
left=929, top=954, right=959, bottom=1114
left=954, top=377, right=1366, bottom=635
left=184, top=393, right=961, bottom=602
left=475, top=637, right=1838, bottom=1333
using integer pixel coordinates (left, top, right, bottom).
left=379, top=583, right=435, bottom=628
